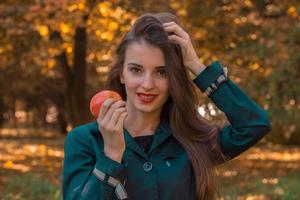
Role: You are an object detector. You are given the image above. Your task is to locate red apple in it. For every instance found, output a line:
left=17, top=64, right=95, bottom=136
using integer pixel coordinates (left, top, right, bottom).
left=90, top=90, right=123, bottom=118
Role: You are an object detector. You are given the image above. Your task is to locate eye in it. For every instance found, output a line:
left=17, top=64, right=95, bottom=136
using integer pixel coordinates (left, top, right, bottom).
left=129, top=67, right=141, bottom=73
left=157, top=69, right=167, bottom=77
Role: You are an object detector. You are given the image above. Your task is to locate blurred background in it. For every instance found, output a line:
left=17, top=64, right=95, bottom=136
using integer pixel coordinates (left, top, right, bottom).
left=0, top=0, right=299, bottom=199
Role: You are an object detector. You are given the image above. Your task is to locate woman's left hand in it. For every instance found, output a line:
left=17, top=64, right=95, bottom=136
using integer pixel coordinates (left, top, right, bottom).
left=163, top=21, right=206, bottom=75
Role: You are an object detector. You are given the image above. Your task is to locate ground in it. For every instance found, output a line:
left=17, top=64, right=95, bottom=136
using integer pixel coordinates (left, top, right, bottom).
left=0, top=127, right=299, bottom=200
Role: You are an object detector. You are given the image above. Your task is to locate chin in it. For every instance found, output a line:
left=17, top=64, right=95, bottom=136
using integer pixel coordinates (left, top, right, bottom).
left=136, top=98, right=165, bottom=114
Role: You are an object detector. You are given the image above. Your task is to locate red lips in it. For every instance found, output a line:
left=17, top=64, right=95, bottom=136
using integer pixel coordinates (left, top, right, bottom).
left=137, top=93, right=158, bottom=96
left=137, top=93, right=158, bottom=104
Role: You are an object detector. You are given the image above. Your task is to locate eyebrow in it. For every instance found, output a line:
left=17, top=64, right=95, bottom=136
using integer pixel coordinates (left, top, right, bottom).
left=128, top=62, right=166, bottom=69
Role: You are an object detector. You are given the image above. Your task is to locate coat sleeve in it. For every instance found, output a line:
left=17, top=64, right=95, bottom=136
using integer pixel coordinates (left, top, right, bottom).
left=192, top=61, right=271, bottom=162
left=62, top=126, right=127, bottom=200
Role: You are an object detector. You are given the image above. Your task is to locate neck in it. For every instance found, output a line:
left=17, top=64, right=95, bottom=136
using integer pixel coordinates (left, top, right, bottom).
left=123, top=100, right=164, bottom=137
left=124, top=112, right=161, bottom=137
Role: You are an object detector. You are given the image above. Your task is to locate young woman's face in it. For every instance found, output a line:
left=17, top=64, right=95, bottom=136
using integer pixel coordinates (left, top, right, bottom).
left=120, top=40, right=169, bottom=114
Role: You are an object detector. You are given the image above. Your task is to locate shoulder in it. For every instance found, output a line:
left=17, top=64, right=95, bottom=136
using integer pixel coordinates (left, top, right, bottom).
left=65, top=121, right=100, bottom=148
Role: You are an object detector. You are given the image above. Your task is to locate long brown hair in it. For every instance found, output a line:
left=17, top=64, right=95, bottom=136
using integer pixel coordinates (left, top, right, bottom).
left=105, top=12, right=227, bottom=200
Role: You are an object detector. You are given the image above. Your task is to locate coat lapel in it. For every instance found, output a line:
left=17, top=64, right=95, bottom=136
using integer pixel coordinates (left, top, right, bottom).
left=123, top=121, right=172, bottom=158
left=123, top=128, right=146, bottom=159
left=148, top=121, right=172, bottom=154
left=89, top=120, right=173, bottom=159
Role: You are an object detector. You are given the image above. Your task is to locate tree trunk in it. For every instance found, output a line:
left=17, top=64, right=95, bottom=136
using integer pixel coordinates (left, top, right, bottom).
left=72, top=26, right=88, bottom=126
left=52, top=16, right=89, bottom=128
left=0, top=96, right=4, bottom=128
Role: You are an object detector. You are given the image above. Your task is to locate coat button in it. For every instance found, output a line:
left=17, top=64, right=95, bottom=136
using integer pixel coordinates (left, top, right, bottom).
left=143, top=161, right=153, bottom=172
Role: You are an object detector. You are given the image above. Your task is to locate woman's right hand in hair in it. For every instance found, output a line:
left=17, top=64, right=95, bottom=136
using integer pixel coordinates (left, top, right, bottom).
left=97, top=98, right=128, bottom=163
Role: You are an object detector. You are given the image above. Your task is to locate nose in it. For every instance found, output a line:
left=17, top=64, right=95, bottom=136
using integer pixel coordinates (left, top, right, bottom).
left=141, top=74, right=155, bottom=89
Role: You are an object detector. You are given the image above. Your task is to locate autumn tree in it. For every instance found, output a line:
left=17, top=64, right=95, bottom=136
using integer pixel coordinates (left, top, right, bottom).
left=1, top=0, right=300, bottom=143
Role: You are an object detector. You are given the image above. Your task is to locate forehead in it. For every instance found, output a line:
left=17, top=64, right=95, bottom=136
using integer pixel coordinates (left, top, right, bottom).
left=124, top=40, right=165, bottom=66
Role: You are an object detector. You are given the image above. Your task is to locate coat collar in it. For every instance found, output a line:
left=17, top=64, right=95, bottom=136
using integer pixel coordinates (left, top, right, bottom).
left=89, top=121, right=172, bottom=160
left=123, top=121, right=172, bottom=159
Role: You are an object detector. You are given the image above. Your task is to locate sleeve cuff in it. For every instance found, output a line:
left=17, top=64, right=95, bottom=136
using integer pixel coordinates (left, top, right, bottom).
left=95, top=151, right=128, bottom=181
left=192, top=61, right=225, bottom=92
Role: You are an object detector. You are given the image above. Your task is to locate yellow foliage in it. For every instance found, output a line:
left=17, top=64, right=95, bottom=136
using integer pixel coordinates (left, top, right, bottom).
left=98, top=18, right=108, bottom=26
left=67, top=124, right=73, bottom=132
left=62, top=43, right=69, bottom=49
left=48, top=47, right=60, bottom=56
left=107, top=34, right=113, bottom=41
left=3, top=160, right=14, bottom=169
left=96, top=66, right=109, bottom=73
left=47, top=59, right=56, bottom=69
left=170, top=1, right=181, bottom=10
left=6, top=44, right=13, bottom=51
left=62, top=43, right=73, bottom=53
left=47, top=149, right=54, bottom=156
left=194, top=31, right=205, bottom=40
left=38, top=144, right=46, bottom=152
left=244, top=0, right=253, bottom=8
left=249, top=33, right=258, bottom=40
left=60, top=23, right=71, bottom=34
left=36, top=25, right=49, bottom=37
left=262, top=178, right=278, bottom=185
left=100, top=32, right=108, bottom=40
left=234, top=17, right=247, bottom=25
left=264, top=67, right=272, bottom=77
left=222, top=5, right=233, bottom=12
left=87, top=19, right=92, bottom=25
left=199, top=57, right=205, bottom=64
left=98, top=2, right=111, bottom=17
left=177, top=9, right=187, bottom=17
left=108, top=21, right=119, bottom=31
left=287, top=6, right=298, bottom=18
left=78, top=2, right=85, bottom=10
left=123, top=13, right=133, bottom=21
left=236, top=58, right=243, bottom=65
left=112, top=6, right=124, bottom=19
left=100, top=32, right=113, bottom=41
left=66, top=47, right=72, bottom=53
left=87, top=53, right=95, bottom=63
left=68, top=4, right=78, bottom=12
left=3, top=160, right=31, bottom=172
left=229, top=42, right=236, bottom=48
left=47, top=149, right=63, bottom=157
left=289, top=99, right=296, bottom=106
left=96, top=30, right=102, bottom=36
left=233, top=77, right=241, bottom=83
left=249, top=62, right=260, bottom=71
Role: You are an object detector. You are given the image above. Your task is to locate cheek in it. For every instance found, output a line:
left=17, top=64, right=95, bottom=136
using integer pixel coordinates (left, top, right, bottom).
left=123, top=71, right=140, bottom=87
left=124, top=79, right=140, bottom=92
left=160, top=80, right=169, bottom=94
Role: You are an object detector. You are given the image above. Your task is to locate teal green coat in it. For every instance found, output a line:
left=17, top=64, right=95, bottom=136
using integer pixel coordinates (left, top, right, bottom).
left=62, top=61, right=271, bottom=200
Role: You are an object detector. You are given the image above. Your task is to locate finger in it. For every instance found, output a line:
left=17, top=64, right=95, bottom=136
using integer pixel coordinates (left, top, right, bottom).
left=99, top=99, right=126, bottom=120
left=107, top=107, right=127, bottom=128
left=99, top=100, right=126, bottom=127
left=168, top=34, right=187, bottom=47
left=163, top=23, right=189, bottom=39
left=163, top=21, right=176, bottom=26
left=115, top=112, right=128, bottom=130
left=98, top=98, right=117, bottom=122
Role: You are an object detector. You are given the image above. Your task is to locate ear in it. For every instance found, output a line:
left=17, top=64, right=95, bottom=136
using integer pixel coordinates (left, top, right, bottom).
left=120, top=75, right=125, bottom=84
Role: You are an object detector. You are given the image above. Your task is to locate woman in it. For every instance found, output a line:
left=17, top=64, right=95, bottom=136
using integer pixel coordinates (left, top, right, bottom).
left=62, top=12, right=271, bottom=200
